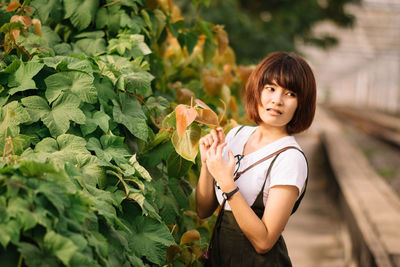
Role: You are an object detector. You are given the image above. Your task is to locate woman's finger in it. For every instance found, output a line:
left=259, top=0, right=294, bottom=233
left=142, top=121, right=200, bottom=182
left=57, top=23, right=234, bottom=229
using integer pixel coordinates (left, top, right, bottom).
left=217, top=127, right=225, bottom=142
left=209, top=139, right=218, bottom=154
left=216, top=142, right=227, bottom=157
left=210, top=129, right=219, bottom=144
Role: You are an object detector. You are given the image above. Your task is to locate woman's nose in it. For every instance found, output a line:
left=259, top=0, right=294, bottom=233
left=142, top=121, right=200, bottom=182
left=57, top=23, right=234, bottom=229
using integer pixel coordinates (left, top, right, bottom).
left=271, top=93, right=283, bottom=105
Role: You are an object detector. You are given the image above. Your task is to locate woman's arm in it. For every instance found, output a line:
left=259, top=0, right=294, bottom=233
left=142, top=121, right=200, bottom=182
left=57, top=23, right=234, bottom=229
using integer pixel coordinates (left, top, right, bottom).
left=195, top=128, right=225, bottom=219
left=228, top=185, right=298, bottom=254
left=195, top=165, right=218, bottom=219
left=206, top=142, right=299, bottom=254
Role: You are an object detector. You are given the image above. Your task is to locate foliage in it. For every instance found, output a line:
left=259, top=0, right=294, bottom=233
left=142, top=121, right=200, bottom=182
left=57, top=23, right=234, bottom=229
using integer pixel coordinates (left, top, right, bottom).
left=0, top=0, right=250, bottom=266
left=177, top=0, right=359, bottom=64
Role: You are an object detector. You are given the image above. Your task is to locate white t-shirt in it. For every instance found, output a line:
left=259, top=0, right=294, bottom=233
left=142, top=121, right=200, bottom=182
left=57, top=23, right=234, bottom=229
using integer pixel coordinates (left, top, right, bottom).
left=215, top=125, right=308, bottom=211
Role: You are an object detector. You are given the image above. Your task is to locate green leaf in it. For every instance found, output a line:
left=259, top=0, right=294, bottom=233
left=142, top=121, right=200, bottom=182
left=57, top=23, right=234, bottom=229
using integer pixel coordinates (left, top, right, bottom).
left=44, top=231, right=78, bottom=266
left=130, top=216, right=175, bottom=266
left=0, top=101, right=31, bottom=136
left=169, top=177, right=192, bottom=209
left=75, top=154, right=106, bottom=188
left=7, top=62, right=44, bottom=95
left=21, top=95, right=49, bottom=122
left=203, top=37, right=216, bottom=64
left=94, top=75, right=117, bottom=105
left=75, top=38, right=106, bottom=56
left=22, top=94, right=86, bottom=137
left=112, top=95, right=148, bottom=141
left=65, top=0, right=99, bottom=31
left=95, top=7, right=123, bottom=33
left=18, top=160, right=58, bottom=177
left=117, top=71, right=154, bottom=97
left=167, top=152, right=193, bottom=178
left=0, top=134, right=31, bottom=156
left=45, top=71, right=97, bottom=104
left=34, top=134, right=90, bottom=163
left=129, top=154, right=152, bottom=181
left=158, top=194, right=179, bottom=225
left=141, top=141, right=174, bottom=167
left=19, top=242, right=58, bottom=267
left=31, top=0, right=62, bottom=23
left=185, top=31, right=198, bottom=55
left=81, top=109, right=110, bottom=136
left=87, top=135, right=131, bottom=165
left=196, top=19, right=213, bottom=40
left=36, top=182, right=69, bottom=215
left=171, top=124, right=201, bottom=162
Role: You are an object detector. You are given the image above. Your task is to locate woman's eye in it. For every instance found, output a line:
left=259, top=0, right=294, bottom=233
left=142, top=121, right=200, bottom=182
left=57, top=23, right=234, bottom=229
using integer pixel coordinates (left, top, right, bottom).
left=265, top=87, right=274, bottom=92
left=287, top=91, right=297, bottom=97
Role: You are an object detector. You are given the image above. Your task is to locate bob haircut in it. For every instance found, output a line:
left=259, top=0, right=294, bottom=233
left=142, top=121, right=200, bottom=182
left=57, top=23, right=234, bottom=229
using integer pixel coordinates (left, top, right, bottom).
left=245, top=52, right=316, bottom=134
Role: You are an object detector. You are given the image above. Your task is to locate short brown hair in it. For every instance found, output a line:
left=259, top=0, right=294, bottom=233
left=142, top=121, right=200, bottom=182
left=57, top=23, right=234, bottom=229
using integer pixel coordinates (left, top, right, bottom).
left=245, top=52, right=316, bottom=134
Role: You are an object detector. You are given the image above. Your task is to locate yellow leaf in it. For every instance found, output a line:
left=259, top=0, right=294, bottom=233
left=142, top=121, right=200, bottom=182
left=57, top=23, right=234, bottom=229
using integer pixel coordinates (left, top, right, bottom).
left=175, top=104, right=197, bottom=138
left=180, top=229, right=200, bottom=245
left=171, top=125, right=201, bottom=162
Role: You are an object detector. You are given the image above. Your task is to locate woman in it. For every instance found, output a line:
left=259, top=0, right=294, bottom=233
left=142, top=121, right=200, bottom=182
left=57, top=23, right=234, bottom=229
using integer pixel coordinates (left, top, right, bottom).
left=196, top=52, right=316, bottom=266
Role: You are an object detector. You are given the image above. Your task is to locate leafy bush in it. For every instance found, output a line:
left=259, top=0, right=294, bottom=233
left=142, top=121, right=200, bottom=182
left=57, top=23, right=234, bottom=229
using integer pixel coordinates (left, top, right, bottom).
left=0, top=0, right=248, bottom=265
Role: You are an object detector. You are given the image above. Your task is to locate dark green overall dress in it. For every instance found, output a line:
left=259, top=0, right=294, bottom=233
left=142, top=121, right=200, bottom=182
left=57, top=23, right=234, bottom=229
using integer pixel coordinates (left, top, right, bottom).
left=209, top=148, right=308, bottom=267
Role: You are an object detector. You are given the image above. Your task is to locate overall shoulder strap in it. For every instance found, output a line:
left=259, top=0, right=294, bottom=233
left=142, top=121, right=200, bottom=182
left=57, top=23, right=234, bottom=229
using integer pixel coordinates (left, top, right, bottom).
left=234, top=146, right=298, bottom=181
left=253, top=147, right=308, bottom=215
left=233, top=125, right=246, bottom=137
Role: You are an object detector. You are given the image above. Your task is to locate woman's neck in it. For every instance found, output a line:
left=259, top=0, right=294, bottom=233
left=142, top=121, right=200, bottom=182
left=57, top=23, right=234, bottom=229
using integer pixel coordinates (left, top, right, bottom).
left=254, top=124, right=289, bottom=144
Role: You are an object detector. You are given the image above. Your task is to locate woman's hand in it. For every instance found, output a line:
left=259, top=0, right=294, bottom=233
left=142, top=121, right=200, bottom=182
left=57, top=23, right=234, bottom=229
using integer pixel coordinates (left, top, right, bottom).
left=205, top=141, right=236, bottom=193
left=199, top=127, right=225, bottom=164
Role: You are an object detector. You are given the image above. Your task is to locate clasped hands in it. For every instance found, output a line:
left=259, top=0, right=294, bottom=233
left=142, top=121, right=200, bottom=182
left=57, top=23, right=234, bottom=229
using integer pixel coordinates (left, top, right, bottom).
left=199, top=127, right=237, bottom=193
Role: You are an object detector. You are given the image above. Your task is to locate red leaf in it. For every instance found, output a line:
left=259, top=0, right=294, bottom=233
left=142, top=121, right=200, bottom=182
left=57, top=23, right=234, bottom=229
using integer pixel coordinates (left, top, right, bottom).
left=175, top=104, right=197, bottom=138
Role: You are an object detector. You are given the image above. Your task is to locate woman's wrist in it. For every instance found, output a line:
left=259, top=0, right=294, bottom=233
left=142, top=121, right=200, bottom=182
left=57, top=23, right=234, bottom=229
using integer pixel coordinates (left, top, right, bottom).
left=220, top=180, right=237, bottom=193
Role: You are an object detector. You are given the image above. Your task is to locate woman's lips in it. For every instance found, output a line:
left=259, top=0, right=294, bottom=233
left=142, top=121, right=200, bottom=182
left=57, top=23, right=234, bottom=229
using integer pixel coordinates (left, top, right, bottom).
left=267, top=108, right=282, bottom=115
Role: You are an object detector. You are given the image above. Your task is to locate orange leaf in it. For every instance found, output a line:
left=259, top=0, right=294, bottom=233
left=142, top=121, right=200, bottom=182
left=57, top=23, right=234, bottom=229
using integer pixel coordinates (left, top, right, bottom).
left=32, top=19, right=42, bottom=36
left=11, top=15, right=31, bottom=28
left=195, top=107, right=219, bottom=127
left=175, top=104, right=197, bottom=138
left=237, top=65, right=254, bottom=84
left=176, top=88, right=194, bottom=105
left=24, top=6, right=32, bottom=15
left=202, top=69, right=223, bottom=96
left=194, top=98, right=212, bottom=110
left=6, top=1, right=21, bottom=12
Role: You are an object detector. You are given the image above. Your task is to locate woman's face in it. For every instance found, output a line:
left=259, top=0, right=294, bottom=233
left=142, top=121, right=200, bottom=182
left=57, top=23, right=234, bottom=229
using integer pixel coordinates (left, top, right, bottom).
left=257, top=83, right=298, bottom=132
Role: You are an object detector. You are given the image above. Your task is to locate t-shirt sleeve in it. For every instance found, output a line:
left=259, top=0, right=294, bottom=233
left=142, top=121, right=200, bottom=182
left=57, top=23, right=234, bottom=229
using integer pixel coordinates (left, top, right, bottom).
left=268, top=149, right=308, bottom=197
